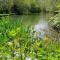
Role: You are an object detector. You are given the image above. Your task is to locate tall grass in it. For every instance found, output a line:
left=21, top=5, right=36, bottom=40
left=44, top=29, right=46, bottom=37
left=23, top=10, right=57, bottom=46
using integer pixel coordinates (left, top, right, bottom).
left=0, top=16, right=60, bottom=60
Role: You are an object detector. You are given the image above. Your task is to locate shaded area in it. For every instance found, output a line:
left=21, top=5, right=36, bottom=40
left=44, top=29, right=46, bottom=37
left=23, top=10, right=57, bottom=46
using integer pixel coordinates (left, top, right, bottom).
left=0, top=0, right=60, bottom=14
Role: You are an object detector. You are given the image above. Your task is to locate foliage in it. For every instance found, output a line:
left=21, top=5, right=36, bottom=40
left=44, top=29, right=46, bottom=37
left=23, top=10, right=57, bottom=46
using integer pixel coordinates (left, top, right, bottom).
left=0, top=0, right=14, bottom=13
left=49, top=13, right=60, bottom=32
left=0, top=0, right=60, bottom=14
left=0, top=16, right=60, bottom=60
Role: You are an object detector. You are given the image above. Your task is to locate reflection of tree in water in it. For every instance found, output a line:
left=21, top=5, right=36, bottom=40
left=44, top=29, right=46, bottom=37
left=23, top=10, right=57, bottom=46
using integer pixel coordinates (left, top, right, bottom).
left=34, top=20, right=49, bottom=39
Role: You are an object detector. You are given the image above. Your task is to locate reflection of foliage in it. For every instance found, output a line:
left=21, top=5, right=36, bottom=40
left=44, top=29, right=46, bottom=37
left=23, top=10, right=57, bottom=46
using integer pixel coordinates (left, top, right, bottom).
left=0, top=16, right=60, bottom=60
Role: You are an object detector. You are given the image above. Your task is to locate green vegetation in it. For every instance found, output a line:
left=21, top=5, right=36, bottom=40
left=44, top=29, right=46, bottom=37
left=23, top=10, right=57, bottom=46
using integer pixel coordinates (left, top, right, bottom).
left=0, top=0, right=60, bottom=60
left=49, top=13, right=60, bottom=32
left=0, top=0, right=60, bottom=14
left=0, top=16, right=60, bottom=60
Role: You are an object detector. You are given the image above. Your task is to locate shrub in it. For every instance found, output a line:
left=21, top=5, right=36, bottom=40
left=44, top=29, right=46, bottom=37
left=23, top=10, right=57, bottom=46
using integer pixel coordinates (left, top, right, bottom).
left=0, top=0, right=13, bottom=13
left=29, top=4, right=41, bottom=13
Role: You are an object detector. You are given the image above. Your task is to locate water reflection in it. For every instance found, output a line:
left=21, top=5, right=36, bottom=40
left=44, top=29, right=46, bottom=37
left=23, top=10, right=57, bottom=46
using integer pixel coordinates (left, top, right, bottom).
left=34, top=20, right=48, bottom=32
left=34, top=15, right=49, bottom=39
left=11, top=12, right=58, bottom=39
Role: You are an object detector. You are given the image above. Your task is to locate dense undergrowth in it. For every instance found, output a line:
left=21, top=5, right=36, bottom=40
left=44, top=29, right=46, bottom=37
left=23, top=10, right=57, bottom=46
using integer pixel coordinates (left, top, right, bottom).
left=0, top=0, right=60, bottom=60
left=49, top=13, right=60, bottom=32
left=0, top=0, right=60, bottom=14
left=0, top=16, right=60, bottom=60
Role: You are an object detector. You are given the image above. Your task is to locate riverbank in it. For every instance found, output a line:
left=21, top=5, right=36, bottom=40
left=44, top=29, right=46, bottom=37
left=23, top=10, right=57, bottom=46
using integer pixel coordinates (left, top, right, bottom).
left=0, top=13, right=60, bottom=60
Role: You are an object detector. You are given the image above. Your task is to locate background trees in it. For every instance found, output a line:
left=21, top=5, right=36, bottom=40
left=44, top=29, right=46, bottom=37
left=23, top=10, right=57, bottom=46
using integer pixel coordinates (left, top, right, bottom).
left=0, top=0, right=60, bottom=14
left=0, top=0, right=14, bottom=13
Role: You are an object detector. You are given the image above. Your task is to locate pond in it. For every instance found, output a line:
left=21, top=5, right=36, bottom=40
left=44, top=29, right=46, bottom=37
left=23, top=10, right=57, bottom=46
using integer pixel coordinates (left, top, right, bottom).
left=11, top=12, right=54, bottom=26
left=10, top=12, right=59, bottom=40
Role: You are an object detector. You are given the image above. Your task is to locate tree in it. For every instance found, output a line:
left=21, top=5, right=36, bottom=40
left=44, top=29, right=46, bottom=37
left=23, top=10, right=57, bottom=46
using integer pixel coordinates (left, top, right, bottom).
left=0, top=0, right=14, bottom=13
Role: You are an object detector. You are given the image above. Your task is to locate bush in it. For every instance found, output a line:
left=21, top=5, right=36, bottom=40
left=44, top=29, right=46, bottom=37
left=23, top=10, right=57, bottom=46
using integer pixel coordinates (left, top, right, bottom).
left=29, top=4, right=41, bottom=13
left=0, top=0, right=41, bottom=14
left=0, top=0, right=60, bottom=14
left=49, top=13, right=60, bottom=32
left=0, top=0, right=14, bottom=14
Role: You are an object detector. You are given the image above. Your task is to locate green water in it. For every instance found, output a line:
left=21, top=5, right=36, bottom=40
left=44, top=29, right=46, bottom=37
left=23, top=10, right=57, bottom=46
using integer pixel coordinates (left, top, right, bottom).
left=11, top=12, right=54, bottom=26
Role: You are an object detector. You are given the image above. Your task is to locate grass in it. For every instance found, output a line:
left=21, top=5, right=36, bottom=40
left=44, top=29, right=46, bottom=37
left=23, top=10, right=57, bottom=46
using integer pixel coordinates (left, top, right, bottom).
left=49, top=13, right=60, bottom=33
left=0, top=16, right=60, bottom=60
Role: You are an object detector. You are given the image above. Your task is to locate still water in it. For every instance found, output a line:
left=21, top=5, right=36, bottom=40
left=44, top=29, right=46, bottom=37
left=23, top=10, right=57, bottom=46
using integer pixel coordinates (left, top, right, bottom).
left=11, top=12, right=57, bottom=39
left=11, top=12, right=54, bottom=26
